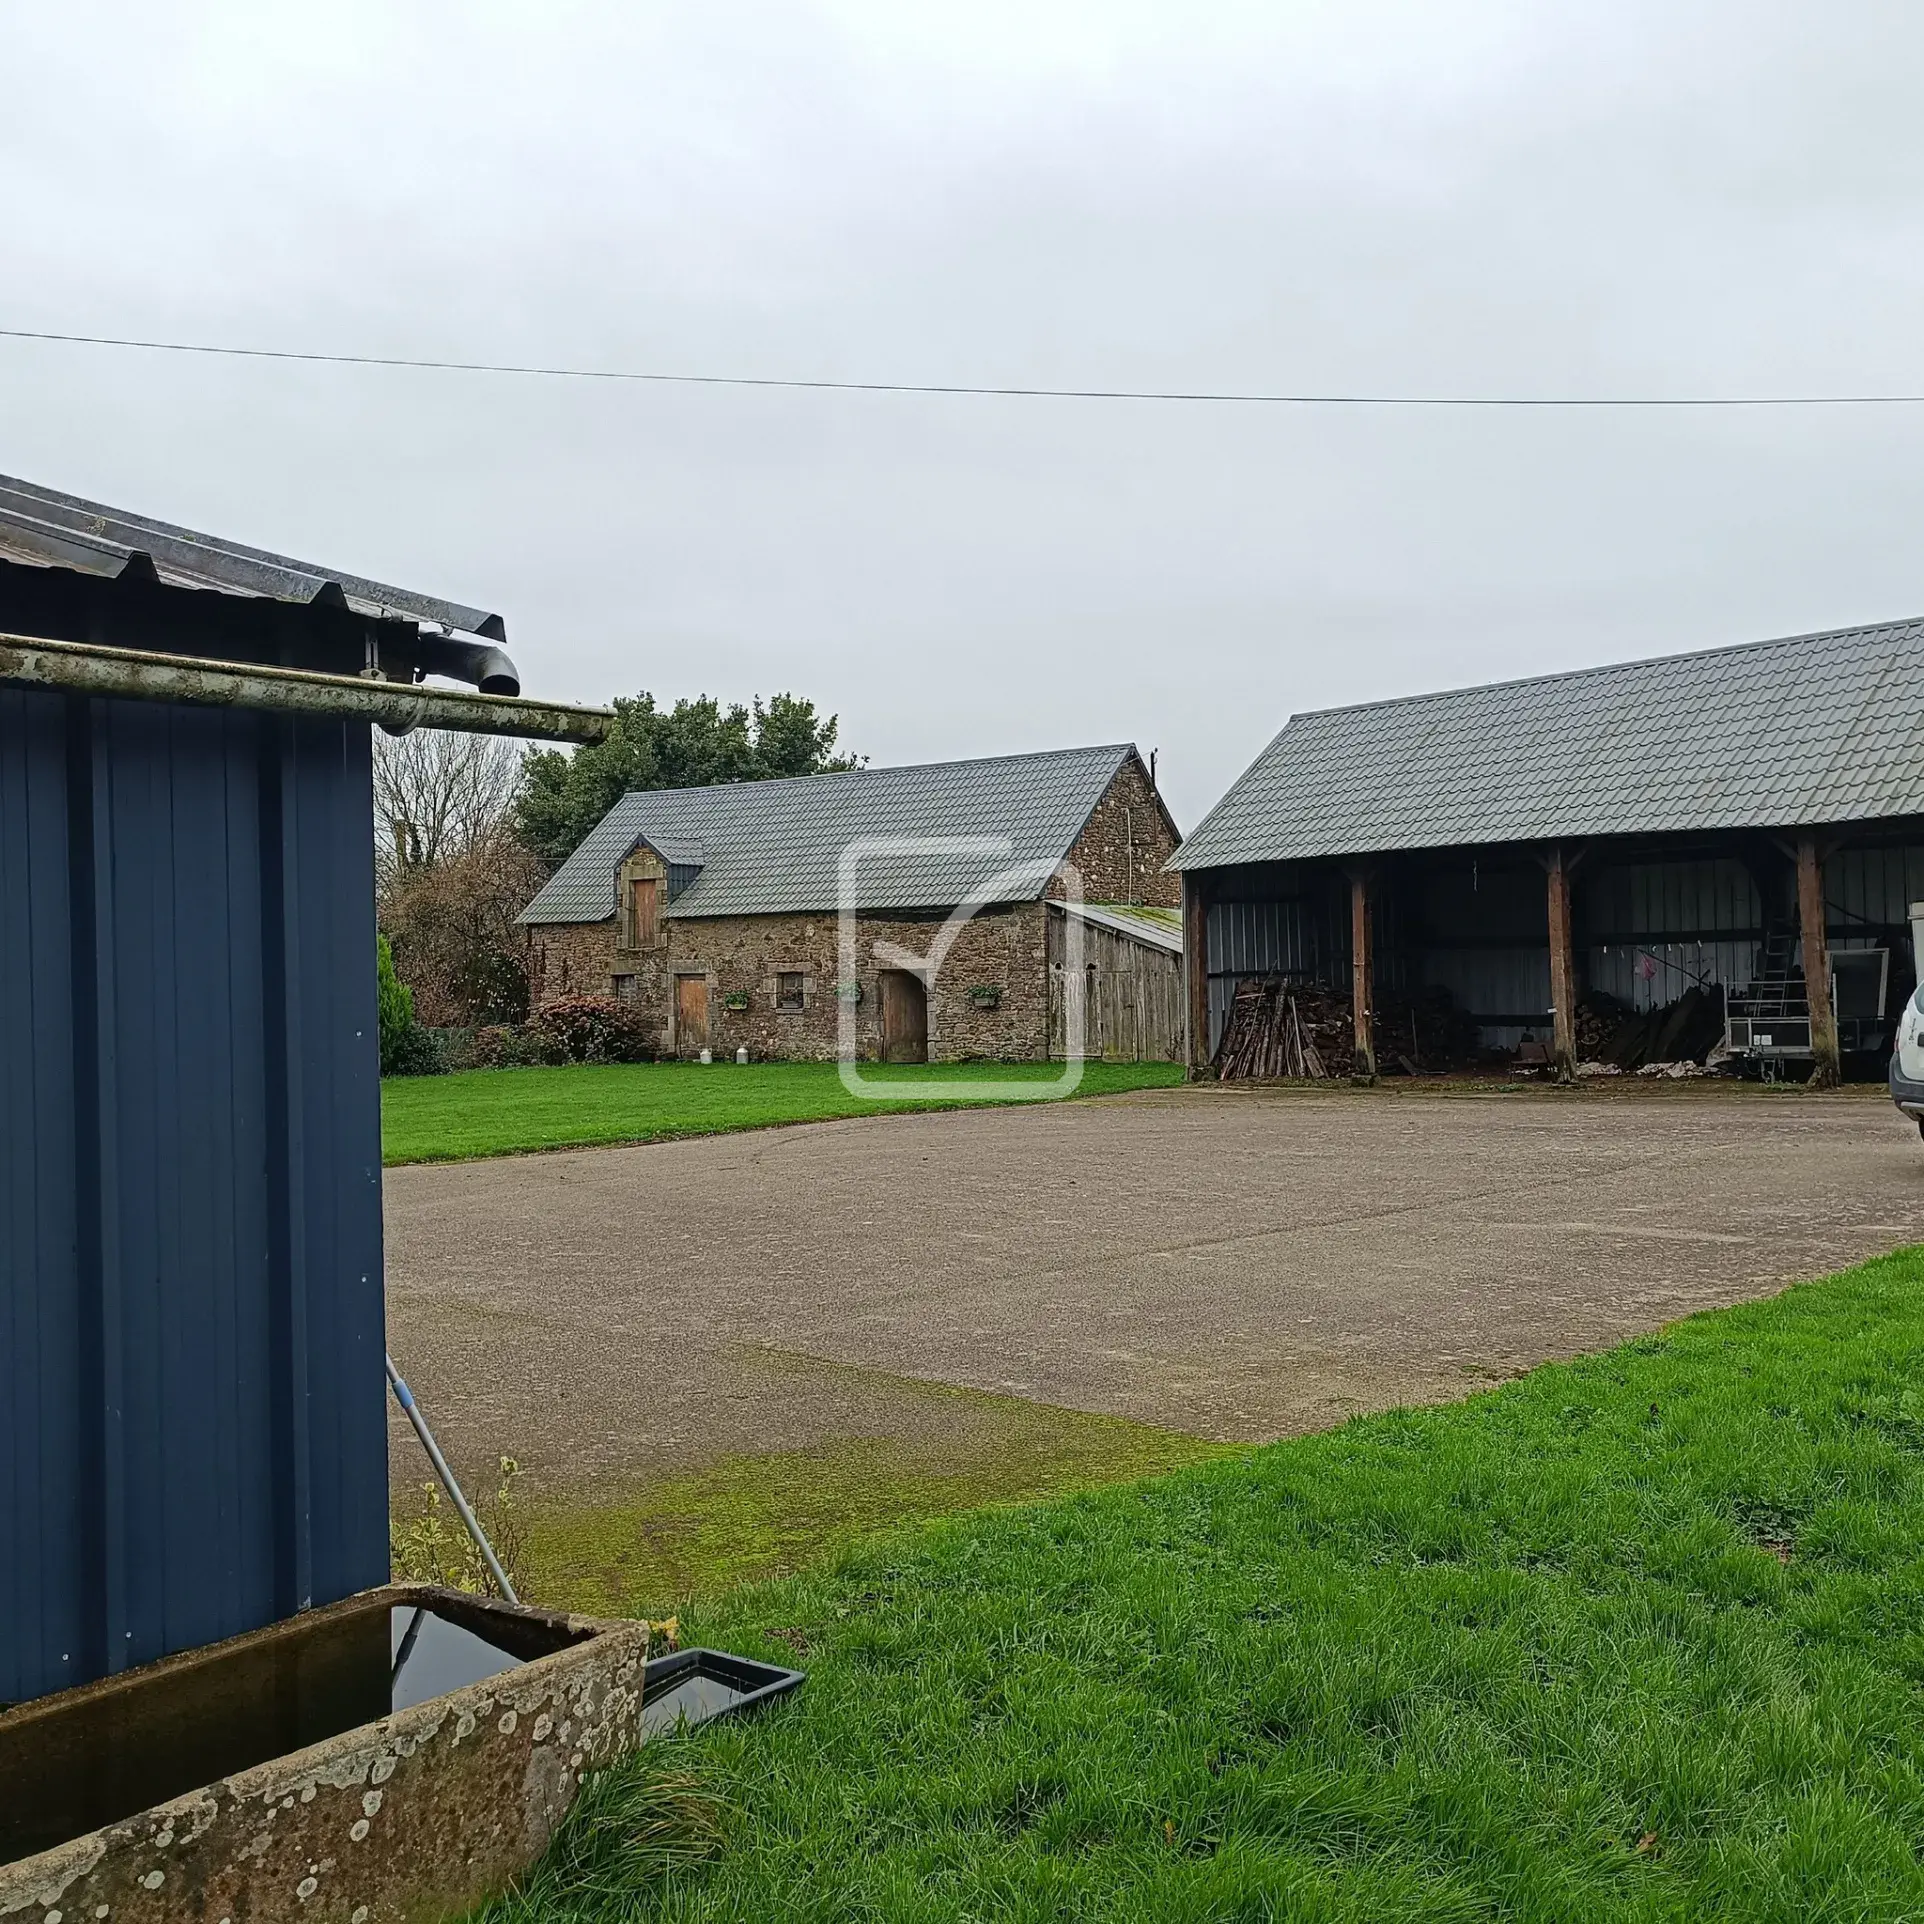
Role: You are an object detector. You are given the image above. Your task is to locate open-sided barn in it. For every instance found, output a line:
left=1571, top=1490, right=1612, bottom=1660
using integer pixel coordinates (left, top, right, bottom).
left=1172, top=618, right=1924, bottom=1087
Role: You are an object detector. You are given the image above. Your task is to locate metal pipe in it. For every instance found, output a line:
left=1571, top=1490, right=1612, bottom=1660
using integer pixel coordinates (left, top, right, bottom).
left=385, top=1354, right=519, bottom=1604
left=0, top=633, right=611, bottom=743
left=414, top=632, right=522, bottom=696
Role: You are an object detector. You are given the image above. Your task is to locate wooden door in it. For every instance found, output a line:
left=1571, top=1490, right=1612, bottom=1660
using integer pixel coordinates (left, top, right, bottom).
left=675, top=974, right=709, bottom=1054
left=879, top=970, right=928, bottom=1063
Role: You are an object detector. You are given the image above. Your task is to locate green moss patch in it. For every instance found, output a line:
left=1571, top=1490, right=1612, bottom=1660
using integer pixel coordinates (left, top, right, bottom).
left=519, top=1380, right=1229, bottom=1615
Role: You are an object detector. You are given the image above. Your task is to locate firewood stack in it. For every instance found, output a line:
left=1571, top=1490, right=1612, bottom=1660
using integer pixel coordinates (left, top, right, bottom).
left=1215, top=977, right=1480, bottom=1079
left=1575, top=985, right=1726, bottom=1070
left=1215, top=978, right=1341, bottom=1078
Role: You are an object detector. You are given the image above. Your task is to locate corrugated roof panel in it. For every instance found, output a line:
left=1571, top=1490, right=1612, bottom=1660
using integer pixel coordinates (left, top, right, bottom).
left=0, top=473, right=504, bottom=640
left=520, top=744, right=1135, bottom=923
left=1058, top=900, right=1185, bottom=952
left=1173, top=618, right=1924, bottom=869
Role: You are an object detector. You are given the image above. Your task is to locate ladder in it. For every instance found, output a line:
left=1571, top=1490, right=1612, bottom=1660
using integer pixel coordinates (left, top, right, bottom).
left=1725, top=921, right=1812, bottom=1061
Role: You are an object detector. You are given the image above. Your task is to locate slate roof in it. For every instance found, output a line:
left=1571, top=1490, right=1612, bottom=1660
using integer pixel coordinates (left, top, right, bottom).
left=1173, top=617, right=1924, bottom=870
left=520, top=744, right=1139, bottom=923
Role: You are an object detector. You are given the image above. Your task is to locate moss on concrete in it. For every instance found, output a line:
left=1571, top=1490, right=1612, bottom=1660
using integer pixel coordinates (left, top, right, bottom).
left=516, top=1376, right=1230, bottom=1616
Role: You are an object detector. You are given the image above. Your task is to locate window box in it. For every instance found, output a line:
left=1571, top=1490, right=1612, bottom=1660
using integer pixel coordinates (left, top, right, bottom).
left=721, top=991, right=751, bottom=1013
left=966, top=984, right=1003, bottom=1010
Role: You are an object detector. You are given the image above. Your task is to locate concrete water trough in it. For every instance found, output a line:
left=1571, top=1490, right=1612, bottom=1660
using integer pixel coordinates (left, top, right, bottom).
left=0, top=1586, right=649, bottom=1924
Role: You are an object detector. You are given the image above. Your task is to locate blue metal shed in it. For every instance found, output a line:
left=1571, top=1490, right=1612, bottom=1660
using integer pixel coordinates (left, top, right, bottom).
left=0, top=477, right=606, bottom=1706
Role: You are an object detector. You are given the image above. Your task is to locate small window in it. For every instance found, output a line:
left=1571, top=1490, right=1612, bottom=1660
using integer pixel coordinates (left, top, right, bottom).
left=777, top=971, right=805, bottom=1012
left=629, top=876, right=659, bottom=948
left=613, top=974, right=637, bottom=1003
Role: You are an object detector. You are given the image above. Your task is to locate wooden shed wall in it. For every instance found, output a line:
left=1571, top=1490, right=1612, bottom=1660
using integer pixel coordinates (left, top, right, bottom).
left=1046, top=909, right=1184, bottom=1061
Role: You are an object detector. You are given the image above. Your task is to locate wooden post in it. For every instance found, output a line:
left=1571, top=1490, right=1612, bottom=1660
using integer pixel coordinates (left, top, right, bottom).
left=1546, top=845, right=1578, bottom=1084
left=1183, top=873, right=1211, bottom=1078
left=1796, top=830, right=1840, bottom=1089
left=1349, top=868, right=1375, bottom=1083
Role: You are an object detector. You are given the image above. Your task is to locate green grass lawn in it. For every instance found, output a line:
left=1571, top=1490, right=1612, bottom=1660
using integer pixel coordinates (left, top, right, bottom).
left=382, top=1058, right=1184, bottom=1165
left=485, top=1248, right=1924, bottom=1923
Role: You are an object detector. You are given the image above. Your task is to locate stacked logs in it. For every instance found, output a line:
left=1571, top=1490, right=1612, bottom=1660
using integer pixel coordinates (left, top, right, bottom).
left=1215, top=977, right=1480, bottom=1080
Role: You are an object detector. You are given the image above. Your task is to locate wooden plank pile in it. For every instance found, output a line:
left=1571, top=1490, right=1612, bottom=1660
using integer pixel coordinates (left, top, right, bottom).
left=1215, top=977, right=1481, bottom=1079
left=1573, top=986, right=1726, bottom=1070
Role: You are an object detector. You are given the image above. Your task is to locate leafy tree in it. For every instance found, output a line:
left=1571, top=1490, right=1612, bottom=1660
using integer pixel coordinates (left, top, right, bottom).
left=515, top=691, right=859, bottom=869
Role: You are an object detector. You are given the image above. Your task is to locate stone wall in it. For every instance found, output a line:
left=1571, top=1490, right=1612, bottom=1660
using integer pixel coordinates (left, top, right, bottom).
left=523, top=754, right=1180, bottom=1055
left=1058, top=754, right=1182, bottom=907
left=527, top=919, right=619, bottom=1006
left=529, top=902, right=1051, bottom=1061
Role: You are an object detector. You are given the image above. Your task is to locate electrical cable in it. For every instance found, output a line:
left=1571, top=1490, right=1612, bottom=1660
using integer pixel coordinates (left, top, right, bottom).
left=4, top=324, right=1923, bottom=408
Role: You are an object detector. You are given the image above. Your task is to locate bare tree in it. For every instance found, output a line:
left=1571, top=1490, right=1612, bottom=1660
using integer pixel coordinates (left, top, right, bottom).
left=374, top=730, right=542, bottom=1026
left=373, top=729, right=526, bottom=890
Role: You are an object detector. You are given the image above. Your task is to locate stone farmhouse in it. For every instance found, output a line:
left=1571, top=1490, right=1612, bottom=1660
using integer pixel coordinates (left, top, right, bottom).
left=517, top=744, right=1183, bottom=1062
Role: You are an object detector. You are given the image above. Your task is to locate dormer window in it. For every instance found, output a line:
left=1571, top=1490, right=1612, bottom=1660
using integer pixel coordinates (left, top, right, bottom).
left=628, top=875, right=659, bottom=948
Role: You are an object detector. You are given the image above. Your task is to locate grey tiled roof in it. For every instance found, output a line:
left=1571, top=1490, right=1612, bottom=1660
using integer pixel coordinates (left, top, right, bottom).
left=520, top=744, right=1136, bottom=923
left=1173, top=618, right=1924, bottom=869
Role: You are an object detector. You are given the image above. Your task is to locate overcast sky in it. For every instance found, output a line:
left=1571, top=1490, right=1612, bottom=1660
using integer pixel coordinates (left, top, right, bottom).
left=6, top=1, right=1923, bottom=826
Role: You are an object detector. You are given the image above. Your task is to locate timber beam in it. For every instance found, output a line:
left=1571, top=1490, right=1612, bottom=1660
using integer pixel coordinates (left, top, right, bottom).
left=1347, top=866, right=1376, bottom=1083
left=1795, top=829, right=1842, bottom=1089
left=1183, top=873, right=1212, bottom=1078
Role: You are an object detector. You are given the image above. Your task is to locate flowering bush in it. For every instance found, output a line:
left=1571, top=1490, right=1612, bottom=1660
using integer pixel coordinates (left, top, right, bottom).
left=524, top=994, right=654, bottom=1064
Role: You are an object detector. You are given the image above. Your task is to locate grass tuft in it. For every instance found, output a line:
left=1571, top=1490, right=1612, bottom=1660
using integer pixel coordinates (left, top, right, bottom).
left=481, top=1747, right=729, bottom=1919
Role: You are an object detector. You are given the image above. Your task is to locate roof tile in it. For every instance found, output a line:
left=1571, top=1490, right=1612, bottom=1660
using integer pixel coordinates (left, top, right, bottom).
left=521, top=744, right=1135, bottom=923
left=1173, top=618, right=1924, bottom=868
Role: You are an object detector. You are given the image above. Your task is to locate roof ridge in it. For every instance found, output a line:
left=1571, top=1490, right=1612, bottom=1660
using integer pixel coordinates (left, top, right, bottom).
left=1284, top=615, right=1924, bottom=727
left=606, top=741, right=1134, bottom=807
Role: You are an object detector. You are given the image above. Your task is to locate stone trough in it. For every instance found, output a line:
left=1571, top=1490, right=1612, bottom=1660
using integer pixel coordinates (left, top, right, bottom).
left=0, top=1586, right=649, bottom=1924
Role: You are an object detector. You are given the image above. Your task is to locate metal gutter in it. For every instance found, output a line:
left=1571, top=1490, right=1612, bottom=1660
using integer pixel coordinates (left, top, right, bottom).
left=0, top=633, right=612, bottom=743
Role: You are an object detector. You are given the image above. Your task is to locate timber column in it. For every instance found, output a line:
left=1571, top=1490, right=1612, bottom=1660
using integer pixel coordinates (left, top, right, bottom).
left=1546, top=845, right=1579, bottom=1084
left=1183, top=872, right=1211, bottom=1078
left=1349, top=867, right=1375, bottom=1083
left=1796, top=830, right=1840, bottom=1089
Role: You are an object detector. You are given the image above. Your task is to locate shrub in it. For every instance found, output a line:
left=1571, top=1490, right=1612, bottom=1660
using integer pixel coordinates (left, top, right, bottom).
left=377, top=934, right=416, bottom=1073
left=390, top=1456, right=527, bottom=1599
left=468, top=1024, right=544, bottom=1068
left=377, top=934, right=448, bottom=1076
left=525, top=994, right=654, bottom=1065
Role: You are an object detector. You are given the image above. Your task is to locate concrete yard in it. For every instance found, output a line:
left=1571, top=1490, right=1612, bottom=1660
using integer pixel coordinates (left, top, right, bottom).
left=385, top=1083, right=1924, bottom=1523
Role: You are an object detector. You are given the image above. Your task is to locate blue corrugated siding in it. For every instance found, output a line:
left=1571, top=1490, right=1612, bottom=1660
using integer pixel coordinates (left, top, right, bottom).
left=1, top=690, right=387, bottom=1705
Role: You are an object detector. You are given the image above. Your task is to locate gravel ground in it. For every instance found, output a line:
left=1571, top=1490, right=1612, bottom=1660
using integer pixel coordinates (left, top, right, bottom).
left=383, top=1083, right=1924, bottom=1499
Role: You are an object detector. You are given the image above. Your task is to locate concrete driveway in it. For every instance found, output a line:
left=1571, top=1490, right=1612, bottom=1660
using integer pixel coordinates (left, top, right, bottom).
left=383, top=1084, right=1924, bottom=1503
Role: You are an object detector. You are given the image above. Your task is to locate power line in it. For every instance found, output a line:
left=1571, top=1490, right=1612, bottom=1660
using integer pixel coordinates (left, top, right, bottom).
left=4, top=324, right=1924, bottom=408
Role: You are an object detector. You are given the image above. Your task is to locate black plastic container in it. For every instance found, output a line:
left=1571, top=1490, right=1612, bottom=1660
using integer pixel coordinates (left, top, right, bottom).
left=639, top=1649, right=803, bottom=1736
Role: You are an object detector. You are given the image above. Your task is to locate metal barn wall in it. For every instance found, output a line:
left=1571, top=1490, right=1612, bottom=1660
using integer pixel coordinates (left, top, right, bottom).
left=1205, top=894, right=1348, bottom=1057
left=1, top=687, right=388, bottom=1706
left=1827, top=844, right=1924, bottom=932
